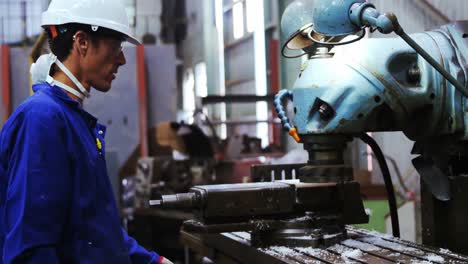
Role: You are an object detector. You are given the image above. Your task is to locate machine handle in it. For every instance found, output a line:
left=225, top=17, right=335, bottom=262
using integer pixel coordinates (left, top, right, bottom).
left=274, top=90, right=301, bottom=143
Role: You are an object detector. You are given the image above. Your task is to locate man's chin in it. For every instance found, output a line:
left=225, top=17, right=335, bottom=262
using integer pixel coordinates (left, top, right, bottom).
left=92, top=83, right=112, bottom=93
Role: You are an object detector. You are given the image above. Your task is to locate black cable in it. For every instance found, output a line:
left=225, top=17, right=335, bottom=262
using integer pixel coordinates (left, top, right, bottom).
left=367, top=153, right=411, bottom=198
left=359, top=133, right=400, bottom=238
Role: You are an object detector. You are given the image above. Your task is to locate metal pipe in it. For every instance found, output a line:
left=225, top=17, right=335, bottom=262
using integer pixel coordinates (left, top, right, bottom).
left=21, top=1, right=27, bottom=45
left=1, top=45, right=11, bottom=123
left=415, top=0, right=450, bottom=24
left=269, top=39, right=281, bottom=146
left=202, top=94, right=275, bottom=104
left=137, top=45, right=149, bottom=156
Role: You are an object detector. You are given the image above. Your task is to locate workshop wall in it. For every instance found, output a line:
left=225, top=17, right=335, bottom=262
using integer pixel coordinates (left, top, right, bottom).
left=425, top=0, right=468, bottom=20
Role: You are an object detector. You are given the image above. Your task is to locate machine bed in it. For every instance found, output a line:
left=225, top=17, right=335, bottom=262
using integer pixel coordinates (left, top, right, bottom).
left=181, top=226, right=468, bottom=264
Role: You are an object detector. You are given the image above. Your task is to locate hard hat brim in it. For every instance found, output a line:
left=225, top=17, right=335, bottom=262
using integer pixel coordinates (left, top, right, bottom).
left=125, top=35, right=141, bottom=46
left=42, top=11, right=141, bottom=46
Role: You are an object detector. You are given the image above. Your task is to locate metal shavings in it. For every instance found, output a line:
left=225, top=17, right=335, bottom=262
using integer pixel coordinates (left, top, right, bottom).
left=341, top=239, right=381, bottom=252
left=410, top=261, right=432, bottom=264
left=426, top=254, right=444, bottom=262
left=360, top=236, right=424, bottom=254
left=341, top=249, right=362, bottom=259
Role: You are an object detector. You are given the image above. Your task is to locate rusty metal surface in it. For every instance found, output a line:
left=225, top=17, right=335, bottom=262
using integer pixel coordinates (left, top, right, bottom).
left=181, top=226, right=468, bottom=264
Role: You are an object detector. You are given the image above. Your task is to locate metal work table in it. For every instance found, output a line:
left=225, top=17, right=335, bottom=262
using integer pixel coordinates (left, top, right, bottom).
left=181, top=226, right=468, bottom=263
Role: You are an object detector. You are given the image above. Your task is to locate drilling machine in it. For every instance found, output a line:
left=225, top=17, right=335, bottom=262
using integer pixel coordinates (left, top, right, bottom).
left=152, top=0, right=468, bottom=257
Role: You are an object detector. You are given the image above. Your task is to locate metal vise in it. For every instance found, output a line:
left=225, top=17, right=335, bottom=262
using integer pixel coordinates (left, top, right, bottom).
left=151, top=181, right=368, bottom=247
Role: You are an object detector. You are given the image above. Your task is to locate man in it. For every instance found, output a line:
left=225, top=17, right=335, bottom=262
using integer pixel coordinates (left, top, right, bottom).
left=0, top=0, right=172, bottom=263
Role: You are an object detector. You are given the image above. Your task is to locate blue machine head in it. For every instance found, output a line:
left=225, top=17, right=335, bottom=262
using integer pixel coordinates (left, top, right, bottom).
left=312, top=0, right=366, bottom=37
left=280, top=0, right=315, bottom=50
left=276, top=22, right=468, bottom=143
left=277, top=0, right=468, bottom=211
left=301, top=29, right=464, bottom=137
left=274, top=22, right=468, bottom=200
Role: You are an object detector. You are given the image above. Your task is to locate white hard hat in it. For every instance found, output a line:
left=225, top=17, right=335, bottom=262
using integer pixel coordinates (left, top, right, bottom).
left=41, top=0, right=141, bottom=45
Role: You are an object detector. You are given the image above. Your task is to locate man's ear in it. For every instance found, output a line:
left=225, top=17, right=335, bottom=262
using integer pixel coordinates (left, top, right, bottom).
left=73, top=31, right=89, bottom=56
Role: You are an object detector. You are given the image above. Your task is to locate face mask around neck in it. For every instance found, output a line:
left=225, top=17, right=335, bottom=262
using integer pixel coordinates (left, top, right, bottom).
left=30, top=53, right=90, bottom=100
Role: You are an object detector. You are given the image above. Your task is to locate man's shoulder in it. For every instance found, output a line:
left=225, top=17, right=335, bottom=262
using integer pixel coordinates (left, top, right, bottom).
left=0, top=91, right=70, bottom=155
left=3, top=90, right=67, bottom=131
left=23, top=89, right=66, bottom=113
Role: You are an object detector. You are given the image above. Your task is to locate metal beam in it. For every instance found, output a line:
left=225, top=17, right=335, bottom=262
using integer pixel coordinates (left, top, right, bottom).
left=1, top=45, right=11, bottom=123
left=210, top=119, right=281, bottom=126
left=201, top=94, right=275, bottom=104
left=269, top=39, right=281, bottom=145
left=137, top=45, right=149, bottom=156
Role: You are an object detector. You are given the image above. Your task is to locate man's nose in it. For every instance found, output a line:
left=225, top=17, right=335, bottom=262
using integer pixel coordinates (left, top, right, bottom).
left=117, top=51, right=126, bottom=66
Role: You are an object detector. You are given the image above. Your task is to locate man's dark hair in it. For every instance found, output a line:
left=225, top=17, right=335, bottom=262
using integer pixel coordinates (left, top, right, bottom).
left=45, top=23, right=126, bottom=61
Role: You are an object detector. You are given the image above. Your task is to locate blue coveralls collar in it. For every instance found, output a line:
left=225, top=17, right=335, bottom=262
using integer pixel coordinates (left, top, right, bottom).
left=32, top=83, right=81, bottom=109
left=32, top=83, right=106, bottom=135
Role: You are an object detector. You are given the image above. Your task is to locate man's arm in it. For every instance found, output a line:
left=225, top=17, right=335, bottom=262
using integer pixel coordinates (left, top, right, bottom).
left=2, top=111, right=71, bottom=263
left=122, top=229, right=173, bottom=264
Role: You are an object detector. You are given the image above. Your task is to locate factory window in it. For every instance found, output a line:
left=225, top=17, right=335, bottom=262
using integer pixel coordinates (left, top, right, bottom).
left=251, top=0, right=268, bottom=147
left=231, top=0, right=256, bottom=38
left=123, top=0, right=136, bottom=27
left=216, top=0, right=272, bottom=147
left=214, top=0, right=228, bottom=139
left=182, top=68, right=195, bottom=112
left=195, top=62, right=209, bottom=117
left=194, top=62, right=208, bottom=97
left=245, top=0, right=255, bottom=33
left=232, top=0, right=244, bottom=39
left=0, top=1, right=48, bottom=44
